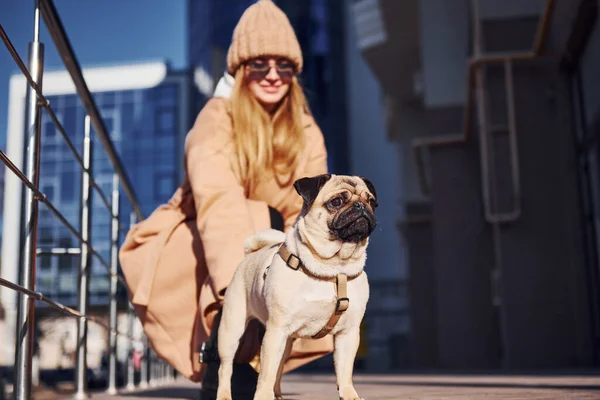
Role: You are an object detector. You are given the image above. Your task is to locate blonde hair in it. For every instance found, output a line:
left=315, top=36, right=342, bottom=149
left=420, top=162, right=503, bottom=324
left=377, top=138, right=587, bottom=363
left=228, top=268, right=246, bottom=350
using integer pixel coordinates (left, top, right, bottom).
left=230, top=67, right=309, bottom=194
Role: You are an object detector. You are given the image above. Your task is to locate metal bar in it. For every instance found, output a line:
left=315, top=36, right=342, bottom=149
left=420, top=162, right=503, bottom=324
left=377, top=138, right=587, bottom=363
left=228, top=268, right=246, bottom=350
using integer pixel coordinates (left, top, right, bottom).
left=0, top=150, right=39, bottom=195
left=38, top=196, right=117, bottom=275
left=0, top=147, right=118, bottom=275
left=91, top=181, right=130, bottom=235
left=127, top=301, right=136, bottom=390
left=107, top=174, right=120, bottom=395
left=0, top=24, right=43, bottom=102
left=127, top=212, right=137, bottom=390
left=33, top=0, right=40, bottom=42
left=504, top=59, right=522, bottom=220
left=0, top=277, right=143, bottom=344
left=37, top=247, right=81, bottom=255
left=14, top=5, right=44, bottom=396
left=39, top=0, right=143, bottom=221
left=1, top=24, right=129, bottom=230
left=74, top=115, right=92, bottom=400
left=149, top=354, right=156, bottom=387
left=1, top=24, right=129, bottom=229
left=139, top=336, right=149, bottom=389
left=533, top=0, right=556, bottom=54
left=43, top=104, right=85, bottom=168
left=1, top=23, right=86, bottom=173
left=470, top=0, right=511, bottom=371
left=89, top=179, right=113, bottom=217
left=477, top=56, right=521, bottom=221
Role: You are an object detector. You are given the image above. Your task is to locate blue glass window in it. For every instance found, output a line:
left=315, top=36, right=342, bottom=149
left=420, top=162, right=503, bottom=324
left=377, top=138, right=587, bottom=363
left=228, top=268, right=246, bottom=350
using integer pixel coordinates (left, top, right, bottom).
left=155, top=84, right=177, bottom=107
left=42, top=184, right=55, bottom=201
left=60, top=170, right=77, bottom=202
left=39, top=227, right=53, bottom=244
left=154, top=172, right=174, bottom=201
left=155, top=108, right=175, bottom=135
left=121, top=102, right=135, bottom=134
left=39, top=255, right=52, bottom=271
left=102, top=91, right=116, bottom=108
left=62, top=106, right=78, bottom=140
left=43, top=118, right=56, bottom=139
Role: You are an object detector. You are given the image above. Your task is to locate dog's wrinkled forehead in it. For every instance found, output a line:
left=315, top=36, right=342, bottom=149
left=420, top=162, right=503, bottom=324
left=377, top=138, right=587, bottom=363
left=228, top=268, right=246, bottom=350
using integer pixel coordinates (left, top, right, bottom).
left=294, top=174, right=378, bottom=211
left=320, top=176, right=373, bottom=200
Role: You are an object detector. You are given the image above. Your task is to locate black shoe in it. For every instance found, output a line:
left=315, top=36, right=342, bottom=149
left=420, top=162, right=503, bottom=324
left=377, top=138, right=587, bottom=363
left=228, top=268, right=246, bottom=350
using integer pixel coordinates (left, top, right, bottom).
left=200, top=360, right=258, bottom=400
left=199, top=311, right=259, bottom=399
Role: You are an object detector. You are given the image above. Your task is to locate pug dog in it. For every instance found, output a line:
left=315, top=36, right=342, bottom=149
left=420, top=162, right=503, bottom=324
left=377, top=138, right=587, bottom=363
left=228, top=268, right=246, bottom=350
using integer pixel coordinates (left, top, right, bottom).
left=216, top=174, right=377, bottom=400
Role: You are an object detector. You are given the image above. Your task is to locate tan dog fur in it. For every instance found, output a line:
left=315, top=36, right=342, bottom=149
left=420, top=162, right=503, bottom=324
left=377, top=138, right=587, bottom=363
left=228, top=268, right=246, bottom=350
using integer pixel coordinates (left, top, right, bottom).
left=216, top=175, right=377, bottom=400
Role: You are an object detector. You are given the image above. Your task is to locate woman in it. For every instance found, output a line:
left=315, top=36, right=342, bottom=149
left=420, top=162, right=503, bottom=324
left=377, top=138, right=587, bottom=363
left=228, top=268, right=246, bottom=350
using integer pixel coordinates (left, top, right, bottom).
left=119, top=0, right=333, bottom=397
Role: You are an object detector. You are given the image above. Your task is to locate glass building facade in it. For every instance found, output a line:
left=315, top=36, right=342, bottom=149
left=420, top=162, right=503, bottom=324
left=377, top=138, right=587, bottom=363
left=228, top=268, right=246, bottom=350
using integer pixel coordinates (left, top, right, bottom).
left=34, top=70, right=189, bottom=307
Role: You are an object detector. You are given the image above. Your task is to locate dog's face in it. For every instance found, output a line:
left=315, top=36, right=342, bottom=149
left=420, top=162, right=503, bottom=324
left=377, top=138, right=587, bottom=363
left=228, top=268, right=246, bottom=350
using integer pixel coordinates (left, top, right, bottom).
left=294, top=174, right=378, bottom=244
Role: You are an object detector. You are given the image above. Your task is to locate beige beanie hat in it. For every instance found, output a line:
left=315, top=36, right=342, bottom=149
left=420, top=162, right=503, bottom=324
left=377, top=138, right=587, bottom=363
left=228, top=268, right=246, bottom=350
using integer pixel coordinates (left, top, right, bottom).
left=226, top=0, right=303, bottom=74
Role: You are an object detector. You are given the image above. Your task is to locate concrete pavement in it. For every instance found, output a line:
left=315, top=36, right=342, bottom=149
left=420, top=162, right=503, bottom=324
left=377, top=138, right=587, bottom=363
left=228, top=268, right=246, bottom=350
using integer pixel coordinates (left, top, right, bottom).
left=80, top=372, right=600, bottom=400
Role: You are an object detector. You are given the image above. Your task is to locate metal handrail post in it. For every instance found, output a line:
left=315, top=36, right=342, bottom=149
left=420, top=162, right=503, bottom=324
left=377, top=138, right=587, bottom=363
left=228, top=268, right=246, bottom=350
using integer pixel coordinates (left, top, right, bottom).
left=126, top=302, right=136, bottom=390
left=139, top=336, right=149, bottom=389
left=155, top=357, right=160, bottom=386
left=149, top=352, right=156, bottom=387
left=126, top=212, right=136, bottom=391
left=73, top=116, right=93, bottom=399
left=159, top=362, right=164, bottom=385
left=14, top=1, right=44, bottom=397
left=107, top=174, right=120, bottom=395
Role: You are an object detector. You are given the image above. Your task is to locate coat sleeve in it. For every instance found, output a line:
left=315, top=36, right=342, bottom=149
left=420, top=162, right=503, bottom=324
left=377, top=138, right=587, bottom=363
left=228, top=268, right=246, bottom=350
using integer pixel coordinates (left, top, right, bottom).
left=185, top=99, right=270, bottom=302
left=283, top=123, right=329, bottom=229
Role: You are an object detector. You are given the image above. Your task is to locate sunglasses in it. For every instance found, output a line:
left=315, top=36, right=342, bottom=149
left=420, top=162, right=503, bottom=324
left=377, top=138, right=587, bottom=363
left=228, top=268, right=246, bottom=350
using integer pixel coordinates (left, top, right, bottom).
left=246, top=58, right=296, bottom=82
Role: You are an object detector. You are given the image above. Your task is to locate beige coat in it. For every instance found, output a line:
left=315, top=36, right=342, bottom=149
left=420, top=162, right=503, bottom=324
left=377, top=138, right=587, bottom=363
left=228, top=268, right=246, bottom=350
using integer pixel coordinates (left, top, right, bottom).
left=119, top=97, right=333, bottom=381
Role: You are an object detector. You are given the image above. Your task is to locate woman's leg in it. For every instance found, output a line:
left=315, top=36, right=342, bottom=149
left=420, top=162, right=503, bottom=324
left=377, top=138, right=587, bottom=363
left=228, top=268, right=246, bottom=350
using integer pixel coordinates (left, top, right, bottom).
left=200, top=206, right=283, bottom=399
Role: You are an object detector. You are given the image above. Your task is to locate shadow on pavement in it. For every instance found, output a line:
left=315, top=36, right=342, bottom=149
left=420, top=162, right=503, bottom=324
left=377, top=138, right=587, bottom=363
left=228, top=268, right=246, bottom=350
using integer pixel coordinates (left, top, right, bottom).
left=289, top=372, right=600, bottom=392
left=117, top=387, right=201, bottom=399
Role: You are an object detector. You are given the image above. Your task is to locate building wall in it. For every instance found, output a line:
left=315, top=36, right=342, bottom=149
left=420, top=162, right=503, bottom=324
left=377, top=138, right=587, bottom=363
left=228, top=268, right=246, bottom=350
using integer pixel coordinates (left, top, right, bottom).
left=344, top=0, right=408, bottom=371
left=188, top=0, right=256, bottom=112
left=351, top=0, right=600, bottom=369
left=412, top=0, right=597, bottom=368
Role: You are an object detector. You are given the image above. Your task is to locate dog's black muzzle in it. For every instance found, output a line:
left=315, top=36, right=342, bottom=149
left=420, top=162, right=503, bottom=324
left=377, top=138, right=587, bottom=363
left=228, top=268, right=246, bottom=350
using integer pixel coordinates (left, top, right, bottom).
left=331, top=202, right=376, bottom=243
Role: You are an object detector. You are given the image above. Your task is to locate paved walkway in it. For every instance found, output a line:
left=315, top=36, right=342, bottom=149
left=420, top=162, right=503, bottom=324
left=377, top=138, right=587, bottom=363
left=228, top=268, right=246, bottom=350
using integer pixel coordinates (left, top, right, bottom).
left=77, top=372, right=600, bottom=400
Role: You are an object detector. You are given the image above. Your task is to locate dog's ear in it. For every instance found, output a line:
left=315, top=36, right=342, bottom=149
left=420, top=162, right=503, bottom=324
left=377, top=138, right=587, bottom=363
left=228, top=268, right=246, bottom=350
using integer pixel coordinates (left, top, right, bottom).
left=294, top=174, right=332, bottom=206
left=360, top=176, right=378, bottom=207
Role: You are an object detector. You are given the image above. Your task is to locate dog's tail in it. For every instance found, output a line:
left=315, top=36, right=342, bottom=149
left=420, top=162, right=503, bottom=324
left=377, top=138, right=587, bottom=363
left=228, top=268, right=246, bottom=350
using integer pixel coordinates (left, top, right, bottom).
left=244, top=228, right=285, bottom=254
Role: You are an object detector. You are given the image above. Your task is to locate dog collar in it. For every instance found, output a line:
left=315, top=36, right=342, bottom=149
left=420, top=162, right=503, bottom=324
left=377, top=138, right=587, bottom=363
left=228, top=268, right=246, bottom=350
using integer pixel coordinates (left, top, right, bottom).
left=277, top=245, right=356, bottom=339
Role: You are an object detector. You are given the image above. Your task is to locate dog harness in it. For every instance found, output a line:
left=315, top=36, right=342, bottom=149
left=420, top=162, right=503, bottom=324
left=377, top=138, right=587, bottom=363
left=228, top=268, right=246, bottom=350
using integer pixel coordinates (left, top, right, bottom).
left=277, top=244, right=360, bottom=339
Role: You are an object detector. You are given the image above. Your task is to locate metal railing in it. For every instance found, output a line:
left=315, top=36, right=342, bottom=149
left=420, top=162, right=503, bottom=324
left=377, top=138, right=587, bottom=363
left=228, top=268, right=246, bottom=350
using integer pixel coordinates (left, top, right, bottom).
left=0, top=1, right=175, bottom=398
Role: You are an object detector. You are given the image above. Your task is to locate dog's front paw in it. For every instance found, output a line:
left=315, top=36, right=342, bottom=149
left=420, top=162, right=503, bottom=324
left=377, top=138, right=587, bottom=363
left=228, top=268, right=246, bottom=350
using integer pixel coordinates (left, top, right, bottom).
left=339, top=385, right=363, bottom=400
left=253, top=390, right=275, bottom=400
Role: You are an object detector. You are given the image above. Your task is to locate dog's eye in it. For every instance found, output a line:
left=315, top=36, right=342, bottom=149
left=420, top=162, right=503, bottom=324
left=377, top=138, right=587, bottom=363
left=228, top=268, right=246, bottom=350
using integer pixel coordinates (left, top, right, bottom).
left=369, top=198, right=378, bottom=208
left=329, top=197, right=343, bottom=208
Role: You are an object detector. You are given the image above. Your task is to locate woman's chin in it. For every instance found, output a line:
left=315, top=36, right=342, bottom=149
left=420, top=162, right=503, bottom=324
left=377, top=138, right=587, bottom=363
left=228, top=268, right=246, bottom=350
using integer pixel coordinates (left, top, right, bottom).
left=257, top=92, right=285, bottom=105
left=256, top=95, right=285, bottom=111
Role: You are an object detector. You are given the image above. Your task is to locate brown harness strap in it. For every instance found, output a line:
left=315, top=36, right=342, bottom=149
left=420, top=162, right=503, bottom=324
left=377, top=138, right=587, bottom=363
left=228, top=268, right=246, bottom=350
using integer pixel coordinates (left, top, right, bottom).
left=277, top=245, right=353, bottom=338
left=311, top=273, right=349, bottom=339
